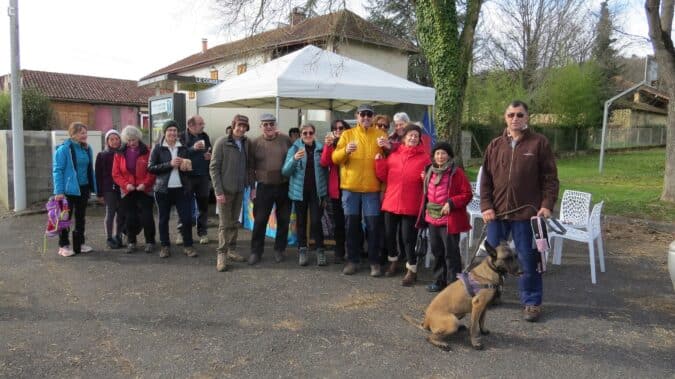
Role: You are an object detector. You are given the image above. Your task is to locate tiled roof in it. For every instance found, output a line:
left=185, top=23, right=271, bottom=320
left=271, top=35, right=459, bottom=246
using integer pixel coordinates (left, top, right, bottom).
left=140, top=9, right=417, bottom=81
left=16, top=70, right=156, bottom=106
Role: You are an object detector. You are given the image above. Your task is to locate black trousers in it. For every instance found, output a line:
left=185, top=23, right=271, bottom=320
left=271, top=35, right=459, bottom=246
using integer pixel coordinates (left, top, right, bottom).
left=155, top=188, right=193, bottom=247
left=384, top=212, right=418, bottom=266
left=103, top=191, right=125, bottom=239
left=330, top=198, right=345, bottom=257
left=60, top=186, right=90, bottom=253
left=428, top=225, right=462, bottom=285
left=121, top=191, right=156, bottom=245
left=294, top=189, right=324, bottom=249
left=179, top=175, right=210, bottom=236
left=251, top=183, right=291, bottom=255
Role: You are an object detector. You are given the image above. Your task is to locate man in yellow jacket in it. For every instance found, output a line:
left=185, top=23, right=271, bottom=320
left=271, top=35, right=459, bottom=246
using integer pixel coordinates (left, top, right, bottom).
left=332, top=104, right=388, bottom=276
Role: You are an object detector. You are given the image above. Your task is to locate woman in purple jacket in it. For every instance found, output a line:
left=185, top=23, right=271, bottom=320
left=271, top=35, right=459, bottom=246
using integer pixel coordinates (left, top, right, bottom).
left=95, top=129, right=126, bottom=249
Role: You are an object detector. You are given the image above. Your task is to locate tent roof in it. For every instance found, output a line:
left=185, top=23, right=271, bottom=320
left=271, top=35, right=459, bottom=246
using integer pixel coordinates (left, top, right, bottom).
left=196, top=45, right=435, bottom=111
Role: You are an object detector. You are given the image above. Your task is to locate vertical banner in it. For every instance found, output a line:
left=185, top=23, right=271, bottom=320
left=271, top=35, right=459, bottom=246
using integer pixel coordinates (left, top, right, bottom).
left=241, top=187, right=297, bottom=246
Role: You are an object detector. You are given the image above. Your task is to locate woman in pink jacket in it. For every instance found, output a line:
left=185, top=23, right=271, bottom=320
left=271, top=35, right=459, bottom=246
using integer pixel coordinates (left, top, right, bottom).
left=417, top=142, right=473, bottom=292
left=319, top=119, right=351, bottom=263
left=375, top=124, right=431, bottom=286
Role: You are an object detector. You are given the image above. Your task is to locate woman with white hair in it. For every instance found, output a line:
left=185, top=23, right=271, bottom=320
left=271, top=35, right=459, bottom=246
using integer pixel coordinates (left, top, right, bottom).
left=112, top=125, right=157, bottom=254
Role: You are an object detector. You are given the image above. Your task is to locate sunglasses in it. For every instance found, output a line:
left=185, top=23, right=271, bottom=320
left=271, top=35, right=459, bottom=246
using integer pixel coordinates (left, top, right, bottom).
left=302, top=131, right=315, bottom=136
left=376, top=124, right=388, bottom=129
left=506, top=112, right=525, bottom=119
left=262, top=122, right=275, bottom=127
left=358, top=111, right=373, bottom=117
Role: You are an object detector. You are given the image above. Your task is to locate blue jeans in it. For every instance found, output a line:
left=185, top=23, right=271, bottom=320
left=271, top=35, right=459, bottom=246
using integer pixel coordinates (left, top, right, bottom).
left=342, top=191, right=381, bottom=264
left=487, top=220, right=542, bottom=306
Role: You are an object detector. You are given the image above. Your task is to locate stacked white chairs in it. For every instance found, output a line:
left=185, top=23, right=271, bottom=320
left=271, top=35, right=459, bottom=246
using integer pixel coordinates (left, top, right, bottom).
left=466, top=166, right=483, bottom=247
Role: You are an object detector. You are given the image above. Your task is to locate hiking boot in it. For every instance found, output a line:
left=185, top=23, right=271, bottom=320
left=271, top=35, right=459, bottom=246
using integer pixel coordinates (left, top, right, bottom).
left=199, top=235, right=209, bottom=245
left=216, top=252, right=228, bottom=272
left=80, top=244, right=93, bottom=253
left=58, top=246, right=75, bottom=257
left=342, top=262, right=357, bottom=275
left=184, top=247, right=198, bottom=257
left=126, top=242, right=136, bottom=254
left=248, top=253, right=261, bottom=265
left=401, top=269, right=417, bottom=286
left=144, top=243, right=155, bottom=254
left=274, top=250, right=285, bottom=263
left=106, top=237, right=120, bottom=249
left=523, top=305, right=541, bottom=322
left=384, top=261, right=398, bottom=277
left=227, top=250, right=246, bottom=262
left=370, top=264, right=383, bottom=277
left=175, top=234, right=183, bottom=245
left=159, top=246, right=170, bottom=258
left=316, top=248, right=327, bottom=266
left=298, top=248, right=308, bottom=266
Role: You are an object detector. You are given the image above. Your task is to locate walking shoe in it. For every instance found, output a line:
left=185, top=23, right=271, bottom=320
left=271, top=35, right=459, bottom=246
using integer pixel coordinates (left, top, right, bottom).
left=316, top=248, right=327, bottom=266
left=175, top=234, right=183, bottom=245
left=401, top=269, right=417, bottom=286
left=248, top=253, right=261, bottom=265
left=216, top=252, right=228, bottom=272
left=274, top=250, right=285, bottom=263
left=227, top=250, right=246, bottom=262
left=106, top=237, right=120, bottom=249
left=58, top=246, right=75, bottom=257
left=144, top=243, right=155, bottom=254
left=523, top=305, right=541, bottom=322
left=298, top=248, right=308, bottom=266
left=370, top=264, right=383, bottom=277
left=159, top=246, right=170, bottom=258
left=115, top=234, right=126, bottom=248
left=80, top=244, right=93, bottom=253
left=384, top=261, right=398, bottom=277
left=426, top=282, right=446, bottom=293
left=199, top=235, right=209, bottom=245
left=342, top=262, right=357, bottom=275
left=184, top=247, right=198, bottom=257
left=126, top=242, right=136, bottom=254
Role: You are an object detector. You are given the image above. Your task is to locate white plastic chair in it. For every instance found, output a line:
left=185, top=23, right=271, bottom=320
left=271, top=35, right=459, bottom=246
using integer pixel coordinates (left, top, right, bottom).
left=466, top=166, right=483, bottom=247
left=559, top=190, right=592, bottom=229
left=549, top=201, right=606, bottom=284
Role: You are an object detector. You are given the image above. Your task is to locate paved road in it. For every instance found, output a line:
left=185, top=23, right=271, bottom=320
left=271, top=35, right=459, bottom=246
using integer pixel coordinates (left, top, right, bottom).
left=1, top=207, right=673, bottom=378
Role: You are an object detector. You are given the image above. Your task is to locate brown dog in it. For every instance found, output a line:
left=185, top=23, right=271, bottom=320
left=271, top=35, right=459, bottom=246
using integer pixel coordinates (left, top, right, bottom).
left=404, top=241, right=521, bottom=350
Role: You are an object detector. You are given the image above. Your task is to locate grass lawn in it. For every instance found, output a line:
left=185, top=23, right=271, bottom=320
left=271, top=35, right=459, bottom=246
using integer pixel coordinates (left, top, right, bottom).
left=466, top=148, right=675, bottom=222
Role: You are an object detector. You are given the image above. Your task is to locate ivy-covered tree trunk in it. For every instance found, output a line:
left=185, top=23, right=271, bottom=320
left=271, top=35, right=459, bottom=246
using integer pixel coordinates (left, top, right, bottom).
left=414, top=0, right=483, bottom=166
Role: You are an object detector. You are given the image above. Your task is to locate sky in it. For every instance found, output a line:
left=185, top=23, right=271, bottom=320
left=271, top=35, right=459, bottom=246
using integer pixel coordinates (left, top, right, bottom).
left=0, top=0, right=655, bottom=81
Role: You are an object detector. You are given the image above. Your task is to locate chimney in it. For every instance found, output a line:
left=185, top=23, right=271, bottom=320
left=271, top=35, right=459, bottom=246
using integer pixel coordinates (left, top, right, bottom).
left=201, top=38, right=208, bottom=53
left=290, top=7, right=306, bottom=26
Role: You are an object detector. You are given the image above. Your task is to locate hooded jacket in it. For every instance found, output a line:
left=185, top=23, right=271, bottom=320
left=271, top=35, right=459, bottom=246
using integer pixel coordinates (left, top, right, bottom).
left=53, top=139, right=97, bottom=196
left=282, top=139, right=328, bottom=201
left=112, top=141, right=155, bottom=197
left=331, top=124, right=387, bottom=193
left=375, top=144, right=430, bottom=216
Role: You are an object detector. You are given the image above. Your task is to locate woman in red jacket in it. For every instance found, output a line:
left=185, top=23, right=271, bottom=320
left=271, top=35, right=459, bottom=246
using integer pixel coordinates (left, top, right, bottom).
left=320, top=119, right=351, bottom=263
left=417, top=142, right=473, bottom=292
left=375, top=124, right=431, bottom=286
left=112, top=126, right=156, bottom=254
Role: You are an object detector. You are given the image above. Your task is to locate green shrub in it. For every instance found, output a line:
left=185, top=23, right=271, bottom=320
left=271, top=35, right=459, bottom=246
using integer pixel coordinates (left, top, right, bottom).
left=0, top=87, right=54, bottom=130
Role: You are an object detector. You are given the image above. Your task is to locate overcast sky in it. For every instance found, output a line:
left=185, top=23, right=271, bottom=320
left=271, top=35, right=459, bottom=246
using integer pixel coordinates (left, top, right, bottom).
left=0, top=0, right=655, bottom=81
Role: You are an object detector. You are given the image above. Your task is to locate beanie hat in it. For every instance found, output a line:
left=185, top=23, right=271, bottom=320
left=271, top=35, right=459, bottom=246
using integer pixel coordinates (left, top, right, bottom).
left=432, top=142, right=454, bottom=158
left=163, top=120, right=179, bottom=133
left=105, top=129, right=120, bottom=142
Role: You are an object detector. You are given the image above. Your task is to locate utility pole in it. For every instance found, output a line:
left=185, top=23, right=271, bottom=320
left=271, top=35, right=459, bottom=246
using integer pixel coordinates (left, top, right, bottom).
left=8, top=0, right=26, bottom=211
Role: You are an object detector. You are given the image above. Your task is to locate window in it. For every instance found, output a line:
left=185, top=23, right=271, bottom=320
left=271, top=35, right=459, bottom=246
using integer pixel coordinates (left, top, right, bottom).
left=237, top=64, right=247, bottom=75
left=210, top=68, right=218, bottom=80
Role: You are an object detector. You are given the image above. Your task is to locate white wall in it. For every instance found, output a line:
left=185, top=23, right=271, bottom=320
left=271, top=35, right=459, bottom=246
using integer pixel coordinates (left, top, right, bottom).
left=333, top=41, right=409, bottom=79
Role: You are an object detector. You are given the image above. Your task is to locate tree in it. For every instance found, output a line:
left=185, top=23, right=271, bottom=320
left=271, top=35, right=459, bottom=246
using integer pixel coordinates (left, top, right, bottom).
left=593, top=1, right=621, bottom=81
left=0, top=87, right=54, bottom=131
left=480, top=0, right=595, bottom=91
left=645, top=0, right=675, bottom=202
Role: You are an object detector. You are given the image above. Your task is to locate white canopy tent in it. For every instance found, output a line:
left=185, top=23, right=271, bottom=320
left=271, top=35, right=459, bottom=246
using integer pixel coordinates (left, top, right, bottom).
left=197, top=45, right=435, bottom=113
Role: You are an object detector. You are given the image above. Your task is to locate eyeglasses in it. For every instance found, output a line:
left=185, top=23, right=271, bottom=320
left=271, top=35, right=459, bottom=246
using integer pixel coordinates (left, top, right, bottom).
left=302, top=131, right=315, bottom=136
left=358, top=111, right=373, bottom=117
left=376, top=124, right=388, bottom=129
left=262, top=122, right=275, bottom=127
left=506, top=112, right=525, bottom=119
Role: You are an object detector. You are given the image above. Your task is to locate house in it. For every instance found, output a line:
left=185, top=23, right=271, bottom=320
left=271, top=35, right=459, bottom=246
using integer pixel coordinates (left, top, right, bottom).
left=610, top=76, right=670, bottom=128
left=0, top=70, right=158, bottom=132
left=138, top=9, right=418, bottom=139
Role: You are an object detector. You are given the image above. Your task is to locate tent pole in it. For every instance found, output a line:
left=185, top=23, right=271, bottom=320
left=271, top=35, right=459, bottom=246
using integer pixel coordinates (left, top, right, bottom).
left=329, top=99, right=333, bottom=123
left=275, top=97, right=280, bottom=122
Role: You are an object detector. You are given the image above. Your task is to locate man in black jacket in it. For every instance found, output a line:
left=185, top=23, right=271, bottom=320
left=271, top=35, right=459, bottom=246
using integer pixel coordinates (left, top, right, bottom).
left=178, top=115, right=212, bottom=245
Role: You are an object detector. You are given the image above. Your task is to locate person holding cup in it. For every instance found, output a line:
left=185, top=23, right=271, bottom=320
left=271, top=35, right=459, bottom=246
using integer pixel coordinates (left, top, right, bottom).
left=148, top=120, right=196, bottom=258
left=332, top=104, right=388, bottom=276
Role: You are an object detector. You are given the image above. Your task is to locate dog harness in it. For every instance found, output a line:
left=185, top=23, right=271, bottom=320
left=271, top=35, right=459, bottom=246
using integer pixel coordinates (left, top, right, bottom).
left=457, top=273, right=500, bottom=298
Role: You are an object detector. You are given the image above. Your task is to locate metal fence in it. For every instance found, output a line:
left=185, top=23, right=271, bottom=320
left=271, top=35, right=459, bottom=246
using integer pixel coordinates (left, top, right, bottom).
left=588, top=126, right=667, bottom=149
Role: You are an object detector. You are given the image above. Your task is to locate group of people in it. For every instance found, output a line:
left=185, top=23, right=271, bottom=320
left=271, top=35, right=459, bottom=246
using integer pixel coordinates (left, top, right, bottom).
left=53, top=99, right=558, bottom=323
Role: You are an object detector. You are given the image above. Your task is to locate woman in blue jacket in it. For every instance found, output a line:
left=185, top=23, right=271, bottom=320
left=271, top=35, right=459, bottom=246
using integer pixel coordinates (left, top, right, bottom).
left=52, top=122, right=97, bottom=257
left=282, top=124, right=328, bottom=267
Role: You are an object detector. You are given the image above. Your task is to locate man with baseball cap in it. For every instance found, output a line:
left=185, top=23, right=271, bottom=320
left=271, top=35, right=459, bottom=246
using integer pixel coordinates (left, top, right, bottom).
left=332, top=104, right=388, bottom=276
left=248, top=113, right=292, bottom=265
